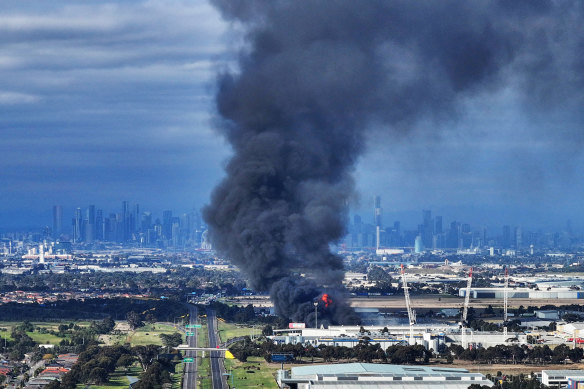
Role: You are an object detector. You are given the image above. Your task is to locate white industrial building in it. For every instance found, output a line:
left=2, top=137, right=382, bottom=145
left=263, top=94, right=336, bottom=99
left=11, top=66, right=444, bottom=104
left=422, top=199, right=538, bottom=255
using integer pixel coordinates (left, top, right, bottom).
left=557, top=322, right=584, bottom=338
left=535, top=310, right=560, bottom=320
left=459, top=287, right=584, bottom=299
left=278, top=363, right=493, bottom=389
left=541, top=370, right=584, bottom=387
left=271, top=325, right=527, bottom=350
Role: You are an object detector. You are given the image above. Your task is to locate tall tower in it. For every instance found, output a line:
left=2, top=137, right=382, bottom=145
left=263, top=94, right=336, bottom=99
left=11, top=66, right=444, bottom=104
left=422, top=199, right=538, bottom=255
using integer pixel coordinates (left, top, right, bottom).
left=163, top=210, right=173, bottom=240
left=52, top=205, right=62, bottom=239
left=514, top=226, right=522, bottom=250
left=422, top=210, right=433, bottom=249
left=85, top=205, right=95, bottom=243
left=95, top=209, right=104, bottom=241
left=374, top=196, right=382, bottom=227
left=122, top=201, right=130, bottom=242
left=374, top=196, right=382, bottom=250
left=502, top=225, right=511, bottom=248
left=133, top=204, right=140, bottom=233
left=39, top=244, right=45, bottom=264
left=73, top=208, right=82, bottom=243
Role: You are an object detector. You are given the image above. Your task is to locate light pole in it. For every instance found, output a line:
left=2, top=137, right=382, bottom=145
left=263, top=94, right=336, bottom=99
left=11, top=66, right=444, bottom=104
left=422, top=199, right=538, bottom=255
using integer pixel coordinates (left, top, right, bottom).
left=313, top=302, right=318, bottom=329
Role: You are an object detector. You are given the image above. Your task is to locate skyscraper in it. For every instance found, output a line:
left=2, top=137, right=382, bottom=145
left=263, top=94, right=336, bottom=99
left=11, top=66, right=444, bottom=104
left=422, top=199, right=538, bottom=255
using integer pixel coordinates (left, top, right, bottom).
left=514, top=226, right=522, bottom=249
left=422, top=210, right=433, bottom=249
left=96, top=209, right=104, bottom=241
left=163, top=210, right=173, bottom=240
left=73, top=207, right=82, bottom=243
left=133, top=204, right=140, bottom=233
left=435, top=216, right=443, bottom=235
left=85, top=205, right=95, bottom=243
left=52, top=205, right=62, bottom=239
left=122, top=201, right=130, bottom=242
left=502, top=225, right=511, bottom=248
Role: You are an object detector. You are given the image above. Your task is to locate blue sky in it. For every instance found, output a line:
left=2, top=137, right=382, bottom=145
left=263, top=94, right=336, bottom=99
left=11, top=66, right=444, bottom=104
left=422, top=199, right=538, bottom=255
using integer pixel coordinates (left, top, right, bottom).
left=0, top=1, right=231, bottom=227
left=1, top=0, right=583, bottom=231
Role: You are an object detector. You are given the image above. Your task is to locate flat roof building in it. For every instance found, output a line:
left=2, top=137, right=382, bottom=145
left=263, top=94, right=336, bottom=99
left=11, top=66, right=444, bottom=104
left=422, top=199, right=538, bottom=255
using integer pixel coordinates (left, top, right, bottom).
left=541, top=370, right=584, bottom=387
left=278, top=363, right=493, bottom=389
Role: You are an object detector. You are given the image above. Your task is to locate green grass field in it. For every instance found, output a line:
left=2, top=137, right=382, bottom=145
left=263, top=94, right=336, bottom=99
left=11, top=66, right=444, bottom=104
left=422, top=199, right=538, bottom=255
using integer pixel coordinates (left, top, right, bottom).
left=217, top=322, right=261, bottom=343
left=76, top=366, right=142, bottom=389
left=26, top=331, right=65, bottom=345
left=127, top=323, right=181, bottom=347
left=171, top=358, right=184, bottom=389
left=224, top=356, right=278, bottom=389
left=0, top=321, right=92, bottom=344
left=198, top=321, right=212, bottom=389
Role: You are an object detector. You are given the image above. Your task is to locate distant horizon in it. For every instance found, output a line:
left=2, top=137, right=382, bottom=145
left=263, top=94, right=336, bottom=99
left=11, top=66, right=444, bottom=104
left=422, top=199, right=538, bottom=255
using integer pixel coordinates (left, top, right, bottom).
left=0, top=202, right=579, bottom=235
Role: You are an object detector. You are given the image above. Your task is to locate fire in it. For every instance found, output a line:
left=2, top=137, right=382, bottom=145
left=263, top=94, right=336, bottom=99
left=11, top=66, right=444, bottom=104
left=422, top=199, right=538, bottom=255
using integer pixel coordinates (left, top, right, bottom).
left=321, top=293, right=332, bottom=308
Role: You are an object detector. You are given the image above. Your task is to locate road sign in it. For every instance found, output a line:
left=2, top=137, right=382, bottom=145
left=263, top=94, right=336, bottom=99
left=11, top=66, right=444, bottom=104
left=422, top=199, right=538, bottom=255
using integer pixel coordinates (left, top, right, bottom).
left=183, top=358, right=194, bottom=363
left=271, top=353, right=294, bottom=362
left=185, top=324, right=202, bottom=328
left=186, top=332, right=195, bottom=336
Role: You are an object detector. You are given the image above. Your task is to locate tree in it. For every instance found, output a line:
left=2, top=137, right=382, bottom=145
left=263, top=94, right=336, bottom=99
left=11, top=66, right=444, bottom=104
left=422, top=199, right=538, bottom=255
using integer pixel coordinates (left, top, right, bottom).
left=160, top=333, right=182, bottom=348
left=563, top=313, right=581, bottom=323
left=116, top=354, right=135, bottom=371
left=126, top=311, right=144, bottom=330
left=44, top=381, right=61, bottom=389
left=145, top=313, right=157, bottom=324
left=262, top=325, right=273, bottom=336
left=89, top=367, right=108, bottom=384
left=569, top=347, right=584, bottom=363
left=132, top=345, right=160, bottom=371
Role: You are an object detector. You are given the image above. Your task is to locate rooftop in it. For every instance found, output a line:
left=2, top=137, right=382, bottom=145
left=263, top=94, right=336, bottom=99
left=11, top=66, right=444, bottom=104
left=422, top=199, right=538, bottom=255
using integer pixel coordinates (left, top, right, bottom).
left=292, top=363, right=473, bottom=377
left=286, top=363, right=493, bottom=389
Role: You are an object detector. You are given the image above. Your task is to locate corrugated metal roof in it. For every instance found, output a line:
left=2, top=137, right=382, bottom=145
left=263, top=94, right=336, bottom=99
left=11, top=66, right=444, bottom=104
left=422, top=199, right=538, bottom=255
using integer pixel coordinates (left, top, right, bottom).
left=292, top=363, right=468, bottom=377
left=307, top=382, right=491, bottom=389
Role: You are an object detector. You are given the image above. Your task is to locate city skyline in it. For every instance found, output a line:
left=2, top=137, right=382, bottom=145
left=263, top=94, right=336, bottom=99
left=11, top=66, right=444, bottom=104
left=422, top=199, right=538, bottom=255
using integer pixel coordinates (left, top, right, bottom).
left=2, top=1, right=584, bottom=232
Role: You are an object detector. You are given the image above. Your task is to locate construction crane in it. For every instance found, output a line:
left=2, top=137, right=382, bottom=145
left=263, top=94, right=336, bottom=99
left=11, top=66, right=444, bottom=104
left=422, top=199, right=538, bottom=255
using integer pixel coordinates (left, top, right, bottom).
left=503, top=267, right=509, bottom=338
left=401, top=264, right=416, bottom=345
left=461, top=267, right=473, bottom=348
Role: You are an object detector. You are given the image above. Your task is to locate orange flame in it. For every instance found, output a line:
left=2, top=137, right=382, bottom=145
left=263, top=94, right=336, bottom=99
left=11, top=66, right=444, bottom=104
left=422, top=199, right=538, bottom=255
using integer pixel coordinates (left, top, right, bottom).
left=321, top=293, right=332, bottom=308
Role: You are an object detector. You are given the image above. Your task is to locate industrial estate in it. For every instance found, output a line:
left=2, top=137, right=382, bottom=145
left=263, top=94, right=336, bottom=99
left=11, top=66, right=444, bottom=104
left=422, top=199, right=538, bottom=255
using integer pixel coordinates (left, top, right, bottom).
left=1, top=200, right=584, bottom=389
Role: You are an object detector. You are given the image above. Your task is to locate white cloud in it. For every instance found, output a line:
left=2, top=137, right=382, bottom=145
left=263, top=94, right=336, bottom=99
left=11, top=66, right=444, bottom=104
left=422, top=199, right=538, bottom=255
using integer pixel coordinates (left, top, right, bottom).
left=0, top=91, right=40, bottom=104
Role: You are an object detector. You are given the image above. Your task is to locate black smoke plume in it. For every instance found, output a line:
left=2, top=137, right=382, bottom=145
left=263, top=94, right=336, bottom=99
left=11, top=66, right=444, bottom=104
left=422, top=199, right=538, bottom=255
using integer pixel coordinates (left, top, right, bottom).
left=203, top=0, right=584, bottom=324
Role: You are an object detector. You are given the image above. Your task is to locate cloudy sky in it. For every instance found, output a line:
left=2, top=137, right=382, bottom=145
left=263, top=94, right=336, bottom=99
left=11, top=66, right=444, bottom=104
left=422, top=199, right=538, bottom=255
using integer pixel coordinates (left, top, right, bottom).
left=2, top=0, right=584, bottom=232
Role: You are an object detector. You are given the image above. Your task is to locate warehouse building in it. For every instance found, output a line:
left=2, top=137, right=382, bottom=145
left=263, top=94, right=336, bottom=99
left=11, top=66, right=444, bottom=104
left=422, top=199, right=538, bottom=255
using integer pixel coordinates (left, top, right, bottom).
left=541, top=370, right=584, bottom=387
left=278, top=363, right=492, bottom=389
left=459, top=287, right=584, bottom=299
left=557, top=323, right=584, bottom=339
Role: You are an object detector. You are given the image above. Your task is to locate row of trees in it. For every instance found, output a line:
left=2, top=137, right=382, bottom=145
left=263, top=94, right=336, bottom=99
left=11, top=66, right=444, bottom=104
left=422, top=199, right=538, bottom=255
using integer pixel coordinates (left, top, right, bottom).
left=450, top=343, right=584, bottom=364
left=44, top=344, right=179, bottom=389
left=228, top=337, right=584, bottom=367
left=228, top=337, right=431, bottom=364
left=0, top=297, right=187, bottom=321
left=2, top=318, right=117, bottom=361
left=210, top=302, right=287, bottom=327
left=0, top=266, right=246, bottom=296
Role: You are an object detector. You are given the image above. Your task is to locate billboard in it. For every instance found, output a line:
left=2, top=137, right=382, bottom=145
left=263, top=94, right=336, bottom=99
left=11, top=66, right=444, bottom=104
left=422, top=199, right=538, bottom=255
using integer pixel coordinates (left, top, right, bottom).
left=271, top=353, right=294, bottom=362
left=288, top=323, right=306, bottom=329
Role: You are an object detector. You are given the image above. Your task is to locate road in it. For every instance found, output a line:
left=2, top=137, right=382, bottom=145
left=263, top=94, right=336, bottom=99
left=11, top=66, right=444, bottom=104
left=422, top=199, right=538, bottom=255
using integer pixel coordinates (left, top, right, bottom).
left=207, top=309, right=227, bottom=389
left=183, top=305, right=198, bottom=389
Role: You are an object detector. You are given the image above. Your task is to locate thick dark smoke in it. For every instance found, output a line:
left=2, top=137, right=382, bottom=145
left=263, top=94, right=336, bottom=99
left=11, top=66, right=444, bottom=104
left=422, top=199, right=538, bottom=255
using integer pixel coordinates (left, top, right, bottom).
left=203, top=0, right=584, bottom=324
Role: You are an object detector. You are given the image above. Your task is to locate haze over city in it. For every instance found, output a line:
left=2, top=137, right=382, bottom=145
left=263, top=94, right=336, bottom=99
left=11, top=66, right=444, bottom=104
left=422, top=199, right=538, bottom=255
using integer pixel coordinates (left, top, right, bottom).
left=2, top=0, right=584, bottom=233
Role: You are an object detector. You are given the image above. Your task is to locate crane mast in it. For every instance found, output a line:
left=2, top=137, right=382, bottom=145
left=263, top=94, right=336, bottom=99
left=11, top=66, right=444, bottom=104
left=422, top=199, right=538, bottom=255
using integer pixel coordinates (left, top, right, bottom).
left=503, top=267, right=509, bottom=338
left=462, top=267, right=473, bottom=324
left=461, top=267, right=473, bottom=348
left=401, top=264, right=416, bottom=345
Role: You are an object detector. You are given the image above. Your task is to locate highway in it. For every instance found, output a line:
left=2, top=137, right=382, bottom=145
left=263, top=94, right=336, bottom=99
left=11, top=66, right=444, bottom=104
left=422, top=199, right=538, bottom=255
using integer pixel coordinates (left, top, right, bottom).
left=207, top=309, right=227, bottom=389
left=182, top=305, right=198, bottom=389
